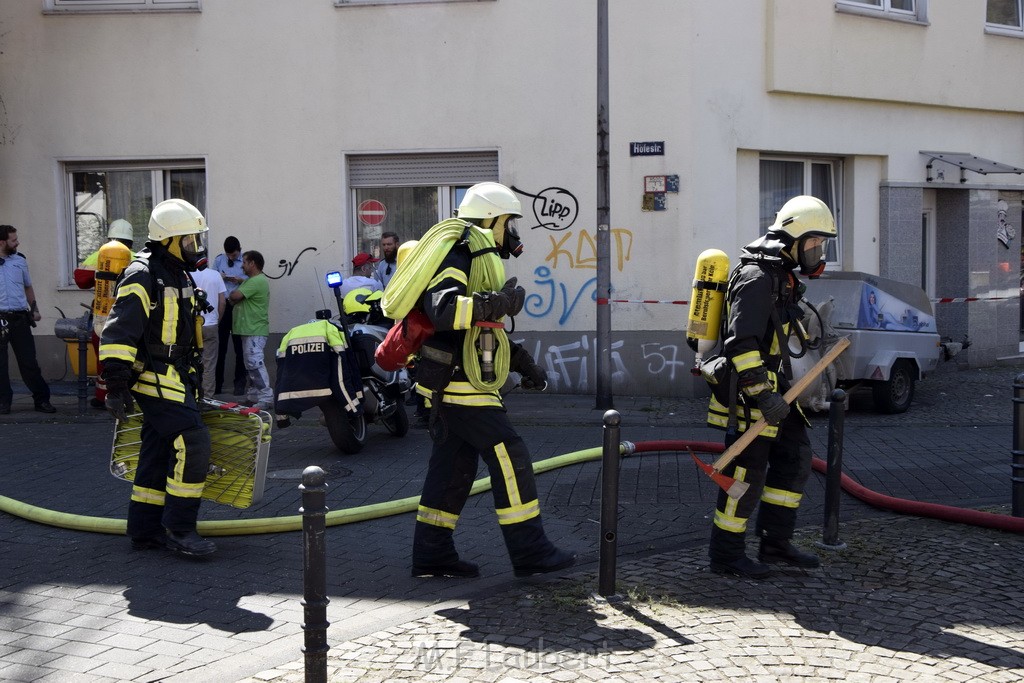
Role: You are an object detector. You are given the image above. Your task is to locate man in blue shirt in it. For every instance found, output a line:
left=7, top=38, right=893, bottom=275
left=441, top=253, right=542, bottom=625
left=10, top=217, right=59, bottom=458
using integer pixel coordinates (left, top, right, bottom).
left=213, top=236, right=248, bottom=395
left=0, top=225, right=55, bottom=414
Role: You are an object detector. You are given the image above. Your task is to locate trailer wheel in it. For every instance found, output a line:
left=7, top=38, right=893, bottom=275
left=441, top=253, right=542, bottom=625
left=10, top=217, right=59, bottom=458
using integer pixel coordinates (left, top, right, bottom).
left=872, top=359, right=915, bottom=414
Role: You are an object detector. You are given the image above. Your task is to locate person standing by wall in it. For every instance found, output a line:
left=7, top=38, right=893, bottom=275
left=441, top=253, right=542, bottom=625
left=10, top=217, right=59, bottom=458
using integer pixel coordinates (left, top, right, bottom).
left=704, top=195, right=836, bottom=579
left=213, top=236, right=247, bottom=396
left=99, top=199, right=215, bottom=556
left=375, top=231, right=400, bottom=289
left=228, top=250, right=273, bottom=411
left=190, top=262, right=226, bottom=400
left=0, top=225, right=55, bottom=415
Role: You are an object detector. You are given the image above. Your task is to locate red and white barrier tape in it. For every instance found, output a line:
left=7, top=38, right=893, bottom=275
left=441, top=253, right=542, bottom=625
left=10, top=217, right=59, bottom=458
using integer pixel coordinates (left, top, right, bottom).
left=596, top=294, right=1019, bottom=306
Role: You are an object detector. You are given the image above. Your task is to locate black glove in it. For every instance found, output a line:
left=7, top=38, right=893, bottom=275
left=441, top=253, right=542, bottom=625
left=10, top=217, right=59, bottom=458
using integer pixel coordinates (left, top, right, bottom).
left=738, top=366, right=789, bottom=426
left=471, top=277, right=526, bottom=322
left=520, top=363, right=548, bottom=391
left=102, top=361, right=135, bottom=422
left=753, top=390, right=789, bottom=426
left=510, top=345, right=548, bottom=391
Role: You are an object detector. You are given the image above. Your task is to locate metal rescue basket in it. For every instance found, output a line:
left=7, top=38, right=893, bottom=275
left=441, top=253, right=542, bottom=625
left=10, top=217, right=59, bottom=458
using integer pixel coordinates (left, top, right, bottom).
left=110, top=398, right=273, bottom=509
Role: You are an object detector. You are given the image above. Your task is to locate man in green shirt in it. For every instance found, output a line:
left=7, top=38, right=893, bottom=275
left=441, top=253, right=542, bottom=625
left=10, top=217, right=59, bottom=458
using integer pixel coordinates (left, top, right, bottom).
left=228, top=250, right=273, bottom=410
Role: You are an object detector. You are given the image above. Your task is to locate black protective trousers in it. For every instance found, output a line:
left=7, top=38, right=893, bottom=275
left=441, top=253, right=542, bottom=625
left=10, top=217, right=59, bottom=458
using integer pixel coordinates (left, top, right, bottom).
left=0, top=311, right=50, bottom=405
left=418, top=404, right=540, bottom=526
left=126, top=393, right=211, bottom=539
left=710, top=409, right=813, bottom=560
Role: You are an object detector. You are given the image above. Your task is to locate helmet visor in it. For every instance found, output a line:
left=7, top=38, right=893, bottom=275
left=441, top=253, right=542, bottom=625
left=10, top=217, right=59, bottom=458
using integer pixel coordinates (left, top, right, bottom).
left=797, top=236, right=828, bottom=275
left=179, top=231, right=209, bottom=271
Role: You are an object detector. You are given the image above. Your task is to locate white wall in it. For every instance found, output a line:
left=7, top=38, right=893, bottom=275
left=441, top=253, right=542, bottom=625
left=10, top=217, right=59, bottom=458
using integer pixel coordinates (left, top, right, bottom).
left=2, top=0, right=1023, bottom=393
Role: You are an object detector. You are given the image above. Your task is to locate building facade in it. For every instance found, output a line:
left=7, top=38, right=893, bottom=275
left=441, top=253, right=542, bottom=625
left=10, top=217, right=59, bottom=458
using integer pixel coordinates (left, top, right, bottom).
left=1, top=0, right=1022, bottom=397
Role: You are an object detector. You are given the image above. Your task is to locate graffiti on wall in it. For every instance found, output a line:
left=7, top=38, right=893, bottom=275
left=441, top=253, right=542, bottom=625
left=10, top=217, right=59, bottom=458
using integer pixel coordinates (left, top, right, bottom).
left=512, top=186, right=579, bottom=232
left=266, top=246, right=318, bottom=280
left=514, top=334, right=690, bottom=392
left=512, top=184, right=635, bottom=325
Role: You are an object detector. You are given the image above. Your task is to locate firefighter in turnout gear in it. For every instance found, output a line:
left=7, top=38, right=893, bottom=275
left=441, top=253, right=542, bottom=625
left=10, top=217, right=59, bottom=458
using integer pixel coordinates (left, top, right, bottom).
left=405, top=182, right=575, bottom=578
left=706, top=195, right=836, bottom=579
left=99, top=199, right=217, bottom=557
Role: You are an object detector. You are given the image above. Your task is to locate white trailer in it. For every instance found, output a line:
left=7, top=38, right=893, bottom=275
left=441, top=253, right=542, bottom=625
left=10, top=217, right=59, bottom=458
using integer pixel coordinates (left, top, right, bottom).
left=791, top=271, right=963, bottom=414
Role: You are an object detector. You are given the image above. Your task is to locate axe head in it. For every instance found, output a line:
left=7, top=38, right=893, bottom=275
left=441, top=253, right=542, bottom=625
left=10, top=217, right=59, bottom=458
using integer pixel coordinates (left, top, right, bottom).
left=691, top=451, right=750, bottom=500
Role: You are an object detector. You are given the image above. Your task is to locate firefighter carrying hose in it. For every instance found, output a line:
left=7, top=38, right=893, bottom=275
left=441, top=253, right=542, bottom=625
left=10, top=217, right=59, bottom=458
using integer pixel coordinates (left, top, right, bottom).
left=397, top=181, right=575, bottom=578
left=704, top=195, right=836, bottom=578
left=99, top=199, right=216, bottom=558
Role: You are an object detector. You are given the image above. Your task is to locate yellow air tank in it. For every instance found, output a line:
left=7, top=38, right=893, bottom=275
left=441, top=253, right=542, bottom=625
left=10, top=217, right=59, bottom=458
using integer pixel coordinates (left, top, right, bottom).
left=686, top=248, right=730, bottom=371
left=92, top=240, right=133, bottom=335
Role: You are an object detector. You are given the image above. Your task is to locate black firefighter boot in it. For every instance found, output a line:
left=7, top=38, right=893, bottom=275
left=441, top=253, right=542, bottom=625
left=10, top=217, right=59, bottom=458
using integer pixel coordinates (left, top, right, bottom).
left=501, top=517, right=576, bottom=578
left=165, top=529, right=217, bottom=558
left=411, top=522, right=480, bottom=578
left=709, top=525, right=770, bottom=579
left=758, top=536, right=820, bottom=568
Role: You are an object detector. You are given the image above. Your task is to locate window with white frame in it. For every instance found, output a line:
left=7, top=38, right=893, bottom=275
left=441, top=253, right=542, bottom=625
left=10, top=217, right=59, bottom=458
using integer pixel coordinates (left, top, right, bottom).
left=835, top=0, right=927, bottom=23
left=44, top=0, right=199, bottom=13
left=759, top=156, right=842, bottom=265
left=987, top=0, right=1023, bottom=35
left=64, top=160, right=206, bottom=283
left=347, top=152, right=498, bottom=265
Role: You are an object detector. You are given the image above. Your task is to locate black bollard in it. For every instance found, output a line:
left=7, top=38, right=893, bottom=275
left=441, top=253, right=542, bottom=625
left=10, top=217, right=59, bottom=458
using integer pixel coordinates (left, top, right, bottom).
left=300, top=466, right=330, bottom=683
left=598, top=410, right=620, bottom=597
left=1013, top=374, right=1024, bottom=517
left=77, top=334, right=89, bottom=415
left=820, top=389, right=847, bottom=549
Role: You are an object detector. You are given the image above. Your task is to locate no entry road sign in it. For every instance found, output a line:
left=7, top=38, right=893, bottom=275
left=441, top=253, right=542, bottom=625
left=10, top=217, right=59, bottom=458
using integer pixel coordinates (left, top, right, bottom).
left=357, top=199, right=387, bottom=226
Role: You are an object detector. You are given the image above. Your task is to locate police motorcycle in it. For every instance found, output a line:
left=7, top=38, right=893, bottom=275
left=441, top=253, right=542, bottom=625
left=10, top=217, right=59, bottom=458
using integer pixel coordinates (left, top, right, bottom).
left=274, top=272, right=410, bottom=454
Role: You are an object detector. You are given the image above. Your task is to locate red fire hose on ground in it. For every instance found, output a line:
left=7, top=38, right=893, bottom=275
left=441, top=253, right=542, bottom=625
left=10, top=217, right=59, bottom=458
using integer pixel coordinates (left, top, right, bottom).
left=633, top=440, right=1024, bottom=534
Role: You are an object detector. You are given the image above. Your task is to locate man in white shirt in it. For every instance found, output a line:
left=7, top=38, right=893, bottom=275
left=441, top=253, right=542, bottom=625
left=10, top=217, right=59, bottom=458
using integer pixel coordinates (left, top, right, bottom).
left=191, top=264, right=227, bottom=398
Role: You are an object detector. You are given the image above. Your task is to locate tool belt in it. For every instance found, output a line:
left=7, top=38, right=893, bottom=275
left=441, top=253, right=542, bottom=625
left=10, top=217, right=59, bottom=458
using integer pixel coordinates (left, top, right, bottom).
left=147, top=342, right=192, bottom=363
left=0, top=309, right=29, bottom=322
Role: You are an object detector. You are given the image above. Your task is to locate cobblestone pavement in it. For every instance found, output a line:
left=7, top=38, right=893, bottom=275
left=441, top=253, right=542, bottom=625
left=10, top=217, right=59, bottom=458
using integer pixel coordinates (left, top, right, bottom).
left=1, top=362, right=1022, bottom=681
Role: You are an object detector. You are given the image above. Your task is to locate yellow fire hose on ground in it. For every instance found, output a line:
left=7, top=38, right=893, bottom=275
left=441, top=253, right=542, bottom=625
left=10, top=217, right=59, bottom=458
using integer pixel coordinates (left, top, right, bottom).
left=0, top=443, right=632, bottom=537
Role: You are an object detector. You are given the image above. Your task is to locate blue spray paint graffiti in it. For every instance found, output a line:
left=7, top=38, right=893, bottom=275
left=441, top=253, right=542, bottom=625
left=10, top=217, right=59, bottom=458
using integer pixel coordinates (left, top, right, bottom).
left=524, top=266, right=598, bottom=325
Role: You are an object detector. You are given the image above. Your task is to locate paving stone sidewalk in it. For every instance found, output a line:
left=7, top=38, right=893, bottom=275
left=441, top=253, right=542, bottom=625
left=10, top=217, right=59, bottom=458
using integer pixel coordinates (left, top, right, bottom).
left=0, top=361, right=1021, bottom=682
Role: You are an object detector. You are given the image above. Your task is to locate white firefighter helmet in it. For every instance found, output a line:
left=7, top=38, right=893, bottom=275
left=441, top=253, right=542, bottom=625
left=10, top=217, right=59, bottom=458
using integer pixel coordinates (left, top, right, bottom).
left=767, top=195, right=836, bottom=242
left=107, top=219, right=134, bottom=241
left=148, top=198, right=208, bottom=241
left=768, top=195, right=836, bottom=276
left=456, top=182, right=523, bottom=220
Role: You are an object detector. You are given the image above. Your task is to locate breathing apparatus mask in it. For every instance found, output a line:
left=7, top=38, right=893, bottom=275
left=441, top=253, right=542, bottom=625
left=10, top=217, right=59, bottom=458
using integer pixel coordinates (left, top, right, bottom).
left=167, top=232, right=210, bottom=272
left=492, top=215, right=524, bottom=259
left=793, top=236, right=828, bottom=277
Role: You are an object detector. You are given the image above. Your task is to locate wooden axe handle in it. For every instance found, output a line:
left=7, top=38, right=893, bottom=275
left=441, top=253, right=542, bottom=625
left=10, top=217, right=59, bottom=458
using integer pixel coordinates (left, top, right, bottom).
left=711, top=336, right=850, bottom=472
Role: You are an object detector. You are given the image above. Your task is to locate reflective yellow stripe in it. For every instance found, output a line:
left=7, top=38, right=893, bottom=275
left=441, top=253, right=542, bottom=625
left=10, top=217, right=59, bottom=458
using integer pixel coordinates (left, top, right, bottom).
left=134, top=370, right=187, bottom=403
left=416, top=505, right=458, bottom=529
left=117, top=282, right=151, bottom=311
left=713, top=509, right=748, bottom=533
left=762, top=485, right=802, bottom=508
left=706, top=399, right=780, bottom=438
left=496, top=499, right=540, bottom=525
left=415, top=381, right=503, bottom=408
left=494, top=442, right=521, bottom=508
left=454, top=296, right=473, bottom=330
left=131, top=486, right=165, bottom=505
left=99, top=343, right=138, bottom=364
left=428, top=267, right=468, bottom=290
left=723, top=466, right=748, bottom=518
left=167, top=479, right=204, bottom=498
left=161, top=288, right=179, bottom=343
left=732, top=351, right=762, bottom=373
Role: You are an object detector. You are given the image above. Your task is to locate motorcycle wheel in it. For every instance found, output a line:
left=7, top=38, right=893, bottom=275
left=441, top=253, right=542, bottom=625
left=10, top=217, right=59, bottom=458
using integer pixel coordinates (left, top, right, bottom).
left=321, top=402, right=368, bottom=454
left=382, top=400, right=409, bottom=438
